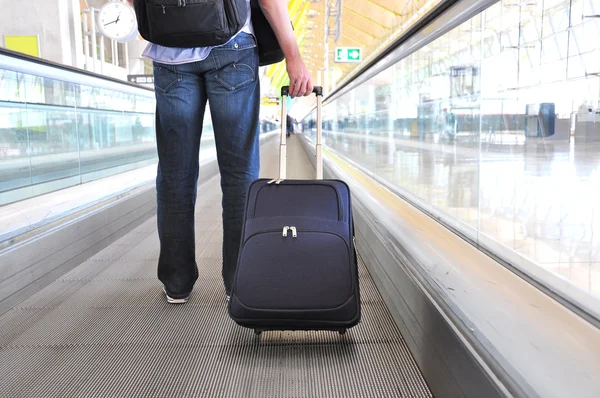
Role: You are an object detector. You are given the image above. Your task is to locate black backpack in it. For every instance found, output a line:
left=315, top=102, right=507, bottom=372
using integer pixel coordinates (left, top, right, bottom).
left=133, top=0, right=248, bottom=48
left=249, top=0, right=285, bottom=66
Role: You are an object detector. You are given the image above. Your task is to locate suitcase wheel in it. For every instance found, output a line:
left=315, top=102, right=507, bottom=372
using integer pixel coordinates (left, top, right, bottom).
left=339, top=329, right=347, bottom=335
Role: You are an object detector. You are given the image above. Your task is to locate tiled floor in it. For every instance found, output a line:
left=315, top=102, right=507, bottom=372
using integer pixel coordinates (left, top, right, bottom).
left=319, top=130, right=600, bottom=297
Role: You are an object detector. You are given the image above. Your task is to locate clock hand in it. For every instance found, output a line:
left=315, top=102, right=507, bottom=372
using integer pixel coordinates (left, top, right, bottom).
left=104, top=12, right=122, bottom=27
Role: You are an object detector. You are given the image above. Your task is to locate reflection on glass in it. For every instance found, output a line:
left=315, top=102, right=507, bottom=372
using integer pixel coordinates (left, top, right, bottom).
left=77, top=111, right=157, bottom=183
left=0, top=67, right=158, bottom=205
left=304, top=0, right=600, bottom=301
left=0, top=70, right=26, bottom=103
left=27, top=108, right=80, bottom=186
left=0, top=105, right=31, bottom=192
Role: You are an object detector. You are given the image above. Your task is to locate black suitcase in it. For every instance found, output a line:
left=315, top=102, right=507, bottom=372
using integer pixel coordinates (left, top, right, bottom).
left=228, top=86, right=361, bottom=335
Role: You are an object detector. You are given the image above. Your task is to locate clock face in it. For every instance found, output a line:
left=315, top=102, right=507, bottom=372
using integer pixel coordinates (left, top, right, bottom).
left=97, top=2, right=137, bottom=42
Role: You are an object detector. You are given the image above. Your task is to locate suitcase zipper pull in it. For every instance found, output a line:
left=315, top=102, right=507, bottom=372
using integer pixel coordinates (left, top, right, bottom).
left=290, top=226, right=297, bottom=238
left=268, top=179, right=284, bottom=185
left=162, top=5, right=166, bottom=14
left=282, top=226, right=290, bottom=237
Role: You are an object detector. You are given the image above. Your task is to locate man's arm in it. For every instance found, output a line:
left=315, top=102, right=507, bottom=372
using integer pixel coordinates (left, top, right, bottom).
left=258, top=0, right=313, bottom=98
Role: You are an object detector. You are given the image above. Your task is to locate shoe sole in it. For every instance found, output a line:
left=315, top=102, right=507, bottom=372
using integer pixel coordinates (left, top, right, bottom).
left=163, top=287, right=189, bottom=304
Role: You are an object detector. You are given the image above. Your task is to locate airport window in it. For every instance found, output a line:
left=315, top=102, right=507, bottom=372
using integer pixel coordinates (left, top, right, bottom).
left=303, top=0, right=600, bottom=306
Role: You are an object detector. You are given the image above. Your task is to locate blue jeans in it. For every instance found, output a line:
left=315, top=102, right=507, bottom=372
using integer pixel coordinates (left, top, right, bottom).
left=153, top=33, right=260, bottom=298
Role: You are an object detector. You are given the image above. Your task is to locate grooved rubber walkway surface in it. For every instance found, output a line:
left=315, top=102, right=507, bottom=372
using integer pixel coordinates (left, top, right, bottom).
left=0, top=136, right=432, bottom=397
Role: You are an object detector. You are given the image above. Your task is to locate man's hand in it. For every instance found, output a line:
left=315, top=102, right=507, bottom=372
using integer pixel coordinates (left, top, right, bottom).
left=258, top=0, right=314, bottom=98
left=285, top=55, right=313, bottom=98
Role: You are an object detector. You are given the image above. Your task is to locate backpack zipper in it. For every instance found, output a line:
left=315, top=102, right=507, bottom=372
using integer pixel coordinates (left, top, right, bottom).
left=162, top=0, right=186, bottom=14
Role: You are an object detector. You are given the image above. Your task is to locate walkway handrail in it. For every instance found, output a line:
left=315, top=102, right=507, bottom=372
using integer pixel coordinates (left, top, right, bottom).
left=0, top=47, right=154, bottom=97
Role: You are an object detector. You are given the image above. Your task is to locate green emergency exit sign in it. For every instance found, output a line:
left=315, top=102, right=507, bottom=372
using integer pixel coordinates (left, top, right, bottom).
left=335, top=47, right=362, bottom=63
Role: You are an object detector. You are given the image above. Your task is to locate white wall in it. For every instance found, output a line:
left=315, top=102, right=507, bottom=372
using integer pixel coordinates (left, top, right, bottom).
left=84, top=55, right=129, bottom=80
left=0, top=0, right=65, bottom=63
left=66, top=0, right=85, bottom=68
left=0, top=0, right=146, bottom=81
left=127, top=39, right=149, bottom=76
left=0, top=0, right=86, bottom=68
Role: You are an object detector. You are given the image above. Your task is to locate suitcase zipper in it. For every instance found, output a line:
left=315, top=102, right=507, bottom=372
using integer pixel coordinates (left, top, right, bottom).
left=282, top=226, right=297, bottom=238
left=248, top=228, right=348, bottom=246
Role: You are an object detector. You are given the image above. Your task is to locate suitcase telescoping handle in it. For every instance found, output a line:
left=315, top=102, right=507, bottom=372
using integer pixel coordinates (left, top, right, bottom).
left=278, top=86, right=323, bottom=181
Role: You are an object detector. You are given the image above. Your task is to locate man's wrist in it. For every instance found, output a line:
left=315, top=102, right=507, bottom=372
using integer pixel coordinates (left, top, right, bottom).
left=282, top=46, right=301, bottom=64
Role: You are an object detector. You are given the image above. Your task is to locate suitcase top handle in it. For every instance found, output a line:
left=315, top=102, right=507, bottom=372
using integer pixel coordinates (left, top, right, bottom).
left=281, top=86, right=323, bottom=97
left=277, top=86, right=323, bottom=182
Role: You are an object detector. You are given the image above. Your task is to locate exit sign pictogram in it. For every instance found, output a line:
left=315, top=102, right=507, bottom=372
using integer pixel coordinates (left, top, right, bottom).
left=335, top=47, right=362, bottom=63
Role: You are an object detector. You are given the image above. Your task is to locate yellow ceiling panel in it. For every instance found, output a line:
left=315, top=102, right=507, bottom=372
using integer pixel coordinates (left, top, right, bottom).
left=269, top=0, right=441, bottom=95
left=344, top=22, right=379, bottom=41
left=342, top=10, right=389, bottom=37
left=372, top=0, right=414, bottom=15
left=343, top=1, right=396, bottom=28
left=341, top=25, right=375, bottom=47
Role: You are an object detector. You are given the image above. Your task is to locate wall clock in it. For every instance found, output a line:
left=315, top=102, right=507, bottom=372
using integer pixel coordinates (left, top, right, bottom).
left=97, top=1, right=138, bottom=43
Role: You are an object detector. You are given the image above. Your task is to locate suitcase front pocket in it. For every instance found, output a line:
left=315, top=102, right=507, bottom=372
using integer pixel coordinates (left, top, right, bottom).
left=234, top=228, right=353, bottom=311
left=252, top=182, right=344, bottom=221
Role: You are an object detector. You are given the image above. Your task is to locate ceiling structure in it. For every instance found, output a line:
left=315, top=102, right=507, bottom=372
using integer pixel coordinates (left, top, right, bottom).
left=82, top=0, right=441, bottom=102
left=262, top=0, right=443, bottom=97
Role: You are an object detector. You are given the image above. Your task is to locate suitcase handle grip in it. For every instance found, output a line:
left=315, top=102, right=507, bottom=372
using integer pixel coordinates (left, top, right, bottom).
left=281, top=86, right=323, bottom=97
left=279, top=86, right=323, bottom=180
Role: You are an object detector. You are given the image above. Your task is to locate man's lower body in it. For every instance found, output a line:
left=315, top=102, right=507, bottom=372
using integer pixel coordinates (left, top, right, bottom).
left=152, top=33, right=260, bottom=302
